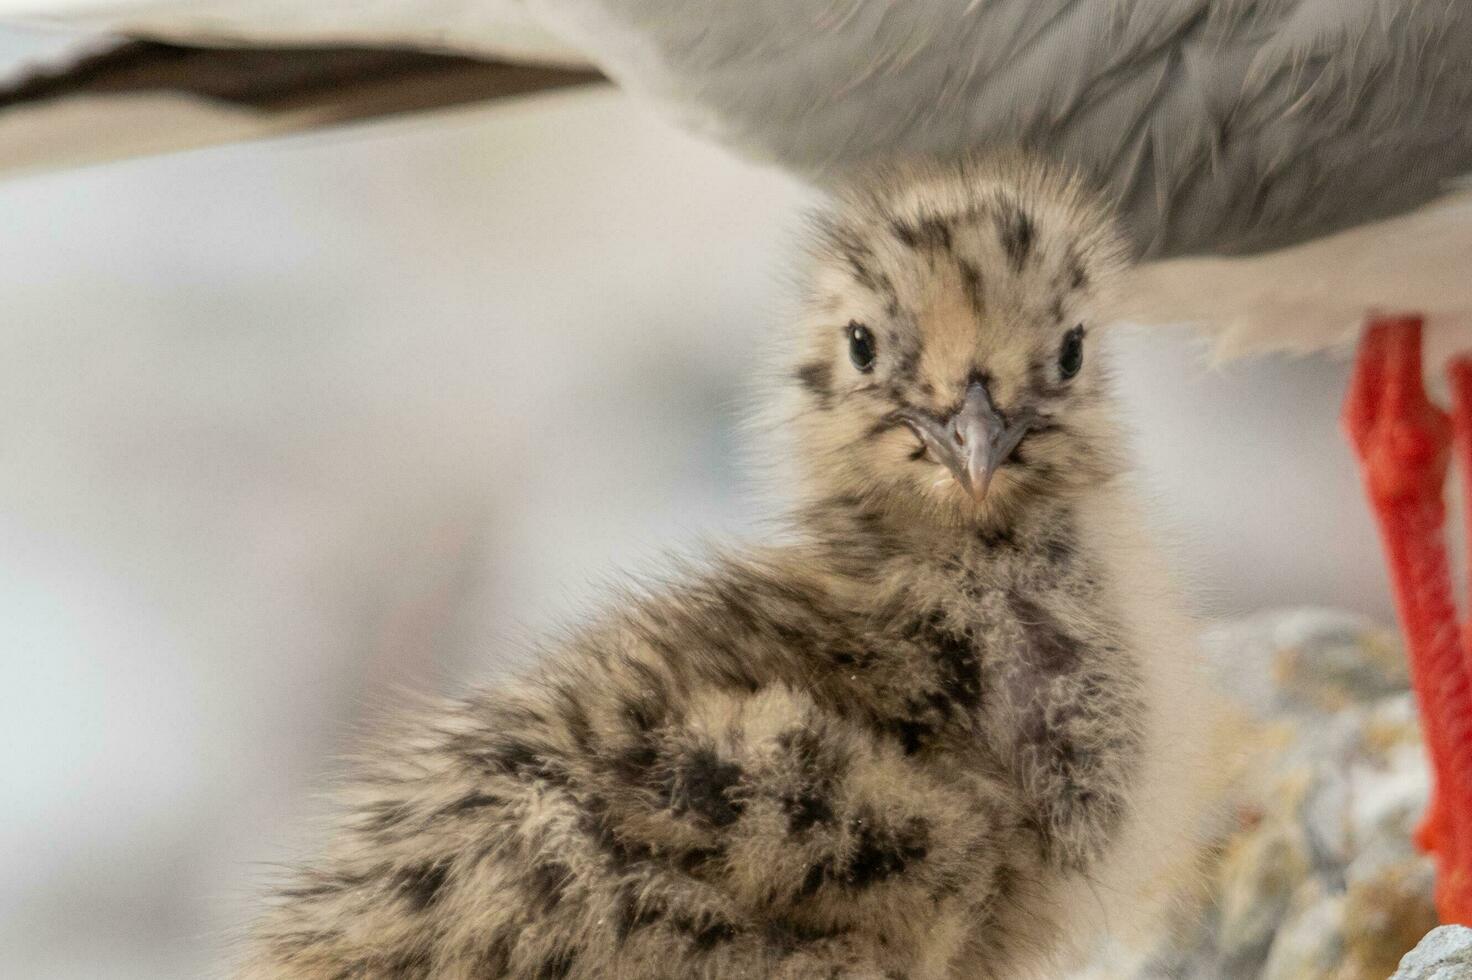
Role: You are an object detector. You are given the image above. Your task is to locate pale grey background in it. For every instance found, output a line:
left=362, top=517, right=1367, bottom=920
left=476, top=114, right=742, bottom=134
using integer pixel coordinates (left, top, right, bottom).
left=0, top=24, right=1395, bottom=980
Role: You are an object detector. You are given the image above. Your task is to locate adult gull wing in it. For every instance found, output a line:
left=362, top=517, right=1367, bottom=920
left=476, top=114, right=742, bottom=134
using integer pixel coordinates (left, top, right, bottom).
left=524, top=0, right=1472, bottom=259
left=521, top=0, right=1472, bottom=355
left=1, top=0, right=587, bottom=64
left=3, top=0, right=1472, bottom=354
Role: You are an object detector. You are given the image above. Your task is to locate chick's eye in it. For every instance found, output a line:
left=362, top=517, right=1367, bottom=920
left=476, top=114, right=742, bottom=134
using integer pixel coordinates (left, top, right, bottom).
left=1058, top=325, right=1085, bottom=380
left=848, top=321, right=876, bottom=373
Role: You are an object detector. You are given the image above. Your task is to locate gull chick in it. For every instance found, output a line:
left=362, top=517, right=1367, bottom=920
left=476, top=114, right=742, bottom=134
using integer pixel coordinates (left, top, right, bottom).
left=240, top=155, right=1214, bottom=979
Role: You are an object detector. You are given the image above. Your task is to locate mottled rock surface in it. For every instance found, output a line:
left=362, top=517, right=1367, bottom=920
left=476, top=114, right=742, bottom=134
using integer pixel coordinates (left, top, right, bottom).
left=1390, top=926, right=1472, bottom=979
left=1075, top=608, right=1446, bottom=980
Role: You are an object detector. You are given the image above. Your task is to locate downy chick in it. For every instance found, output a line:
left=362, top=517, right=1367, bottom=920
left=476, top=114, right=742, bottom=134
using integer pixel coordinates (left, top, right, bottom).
left=240, top=155, right=1214, bottom=980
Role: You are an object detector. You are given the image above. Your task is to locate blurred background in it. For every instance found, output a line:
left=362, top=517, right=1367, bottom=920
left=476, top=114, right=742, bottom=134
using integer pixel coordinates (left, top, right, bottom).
left=0, top=22, right=1400, bottom=980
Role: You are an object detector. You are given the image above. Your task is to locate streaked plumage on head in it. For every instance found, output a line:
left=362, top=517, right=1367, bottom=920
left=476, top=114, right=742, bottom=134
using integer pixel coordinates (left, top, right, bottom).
left=238, top=154, right=1216, bottom=980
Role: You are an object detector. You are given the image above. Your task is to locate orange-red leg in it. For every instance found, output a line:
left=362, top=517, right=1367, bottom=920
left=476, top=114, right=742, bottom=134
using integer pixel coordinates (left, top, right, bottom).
left=1343, top=315, right=1472, bottom=923
left=1444, top=355, right=1472, bottom=921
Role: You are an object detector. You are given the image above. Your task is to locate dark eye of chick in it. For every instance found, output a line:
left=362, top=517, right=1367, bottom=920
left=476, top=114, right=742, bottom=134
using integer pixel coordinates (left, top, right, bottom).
left=848, top=321, right=876, bottom=372
left=1058, top=325, right=1085, bottom=380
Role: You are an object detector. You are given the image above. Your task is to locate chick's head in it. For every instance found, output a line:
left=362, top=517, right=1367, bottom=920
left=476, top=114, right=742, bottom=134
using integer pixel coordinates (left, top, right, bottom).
left=780, top=156, right=1132, bottom=529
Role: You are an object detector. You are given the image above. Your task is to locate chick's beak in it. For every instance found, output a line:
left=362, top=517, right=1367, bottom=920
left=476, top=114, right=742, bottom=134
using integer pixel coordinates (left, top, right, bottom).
left=901, top=380, right=1033, bottom=503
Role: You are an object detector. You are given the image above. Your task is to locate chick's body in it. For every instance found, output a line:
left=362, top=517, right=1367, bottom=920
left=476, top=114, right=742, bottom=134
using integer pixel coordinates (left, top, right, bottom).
left=242, top=157, right=1213, bottom=980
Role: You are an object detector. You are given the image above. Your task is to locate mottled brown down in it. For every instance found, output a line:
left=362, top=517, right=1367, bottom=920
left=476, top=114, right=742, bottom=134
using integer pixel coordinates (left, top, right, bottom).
left=238, top=155, right=1215, bottom=979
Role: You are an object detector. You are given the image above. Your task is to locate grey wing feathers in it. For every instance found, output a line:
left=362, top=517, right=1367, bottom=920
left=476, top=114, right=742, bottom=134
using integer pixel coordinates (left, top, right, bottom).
left=537, top=0, right=1472, bottom=259
left=13, top=0, right=1469, bottom=260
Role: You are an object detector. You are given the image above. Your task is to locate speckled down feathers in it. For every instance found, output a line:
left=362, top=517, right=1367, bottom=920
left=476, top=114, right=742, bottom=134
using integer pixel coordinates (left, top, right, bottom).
left=238, top=156, right=1216, bottom=979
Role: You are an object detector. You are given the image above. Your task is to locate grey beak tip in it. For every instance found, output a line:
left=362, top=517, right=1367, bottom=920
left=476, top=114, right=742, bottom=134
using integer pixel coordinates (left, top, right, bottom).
left=898, top=382, right=1030, bottom=504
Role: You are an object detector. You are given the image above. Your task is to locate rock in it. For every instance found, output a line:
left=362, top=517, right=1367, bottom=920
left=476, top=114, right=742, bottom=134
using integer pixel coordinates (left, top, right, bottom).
left=1216, top=819, right=1312, bottom=966
left=1390, top=926, right=1472, bottom=979
left=1348, top=695, right=1430, bottom=849
left=1070, top=608, right=1437, bottom=980
left=1342, top=857, right=1439, bottom=979
left=1258, top=880, right=1343, bottom=980
left=1200, top=608, right=1407, bottom=719
left=1269, top=609, right=1408, bottom=713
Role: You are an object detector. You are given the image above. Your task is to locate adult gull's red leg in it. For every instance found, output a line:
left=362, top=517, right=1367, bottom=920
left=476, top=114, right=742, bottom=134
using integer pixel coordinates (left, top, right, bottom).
left=1343, top=315, right=1472, bottom=923
left=1441, top=353, right=1472, bottom=921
